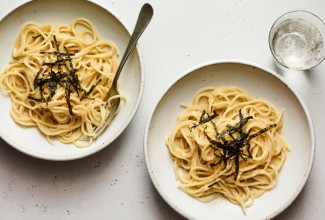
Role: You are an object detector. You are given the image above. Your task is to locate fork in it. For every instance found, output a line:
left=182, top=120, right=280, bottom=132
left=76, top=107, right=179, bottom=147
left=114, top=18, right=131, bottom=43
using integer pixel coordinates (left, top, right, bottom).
left=93, top=3, right=154, bottom=138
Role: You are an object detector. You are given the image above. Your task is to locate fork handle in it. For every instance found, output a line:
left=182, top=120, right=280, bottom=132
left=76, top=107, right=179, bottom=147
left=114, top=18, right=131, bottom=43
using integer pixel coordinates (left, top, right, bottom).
left=112, top=3, right=154, bottom=87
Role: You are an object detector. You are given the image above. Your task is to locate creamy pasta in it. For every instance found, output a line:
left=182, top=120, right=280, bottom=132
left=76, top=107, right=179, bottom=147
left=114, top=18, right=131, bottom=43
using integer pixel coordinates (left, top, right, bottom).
left=166, top=86, right=289, bottom=212
left=0, top=18, right=120, bottom=147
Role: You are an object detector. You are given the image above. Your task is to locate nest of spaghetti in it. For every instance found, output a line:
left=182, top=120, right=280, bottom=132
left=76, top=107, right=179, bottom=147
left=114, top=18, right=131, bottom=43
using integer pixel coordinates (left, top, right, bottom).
left=166, top=86, right=289, bottom=212
left=0, top=18, right=121, bottom=147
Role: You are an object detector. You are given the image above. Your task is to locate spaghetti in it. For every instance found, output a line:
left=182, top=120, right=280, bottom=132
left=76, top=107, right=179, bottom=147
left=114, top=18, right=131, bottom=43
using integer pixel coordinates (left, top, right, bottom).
left=0, top=18, right=120, bottom=147
left=166, top=86, right=289, bottom=212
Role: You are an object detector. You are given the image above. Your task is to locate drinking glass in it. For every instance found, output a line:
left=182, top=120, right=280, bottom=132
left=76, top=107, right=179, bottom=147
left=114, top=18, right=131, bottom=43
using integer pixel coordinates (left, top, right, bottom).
left=269, top=10, right=325, bottom=70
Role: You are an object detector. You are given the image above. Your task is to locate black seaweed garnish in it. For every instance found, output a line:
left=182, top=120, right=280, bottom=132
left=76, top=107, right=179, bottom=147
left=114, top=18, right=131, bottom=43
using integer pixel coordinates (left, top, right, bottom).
left=191, top=109, right=276, bottom=187
left=191, top=109, right=218, bottom=130
left=28, top=35, right=101, bottom=115
left=32, top=34, right=43, bottom=39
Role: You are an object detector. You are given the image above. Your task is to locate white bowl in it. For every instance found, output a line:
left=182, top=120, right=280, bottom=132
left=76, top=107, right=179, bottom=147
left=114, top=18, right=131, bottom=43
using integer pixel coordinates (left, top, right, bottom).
left=144, top=60, right=315, bottom=220
left=0, top=0, right=144, bottom=160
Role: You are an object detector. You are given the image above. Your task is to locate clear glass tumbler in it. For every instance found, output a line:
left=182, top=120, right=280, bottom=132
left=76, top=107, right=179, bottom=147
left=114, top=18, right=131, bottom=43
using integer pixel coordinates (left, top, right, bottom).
left=269, top=10, right=325, bottom=70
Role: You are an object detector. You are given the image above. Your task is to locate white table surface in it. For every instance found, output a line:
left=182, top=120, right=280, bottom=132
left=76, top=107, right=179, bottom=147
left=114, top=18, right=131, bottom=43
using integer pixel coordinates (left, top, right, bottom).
left=0, top=0, right=324, bottom=219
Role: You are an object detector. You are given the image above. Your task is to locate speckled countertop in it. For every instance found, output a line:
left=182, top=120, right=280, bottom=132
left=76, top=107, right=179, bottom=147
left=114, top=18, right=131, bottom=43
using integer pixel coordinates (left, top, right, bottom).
left=0, top=0, right=325, bottom=219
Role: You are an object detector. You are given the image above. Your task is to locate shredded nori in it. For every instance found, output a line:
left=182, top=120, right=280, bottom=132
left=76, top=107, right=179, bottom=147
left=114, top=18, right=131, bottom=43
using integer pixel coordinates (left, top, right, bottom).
left=191, top=109, right=218, bottom=130
left=28, top=35, right=101, bottom=115
left=191, top=109, right=276, bottom=187
left=32, top=34, right=43, bottom=39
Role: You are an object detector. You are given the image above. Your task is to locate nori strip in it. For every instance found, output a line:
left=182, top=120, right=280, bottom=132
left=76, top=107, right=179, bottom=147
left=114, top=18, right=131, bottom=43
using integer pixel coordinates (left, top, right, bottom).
left=28, top=35, right=102, bottom=115
left=191, top=109, right=276, bottom=186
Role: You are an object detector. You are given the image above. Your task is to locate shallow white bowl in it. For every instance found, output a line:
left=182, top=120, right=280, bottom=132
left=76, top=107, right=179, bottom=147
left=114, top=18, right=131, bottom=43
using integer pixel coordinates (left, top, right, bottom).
left=144, top=60, right=315, bottom=220
left=0, top=0, right=144, bottom=160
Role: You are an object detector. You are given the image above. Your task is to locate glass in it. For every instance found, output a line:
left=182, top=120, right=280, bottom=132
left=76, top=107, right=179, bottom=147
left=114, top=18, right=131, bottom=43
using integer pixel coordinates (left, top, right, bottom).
left=269, top=10, right=325, bottom=70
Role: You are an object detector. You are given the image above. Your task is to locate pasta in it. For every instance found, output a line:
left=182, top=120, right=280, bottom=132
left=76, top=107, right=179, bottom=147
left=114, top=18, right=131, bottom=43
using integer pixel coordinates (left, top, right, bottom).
left=166, top=86, right=289, bottom=213
left=0, top=18, right=121, bottom=147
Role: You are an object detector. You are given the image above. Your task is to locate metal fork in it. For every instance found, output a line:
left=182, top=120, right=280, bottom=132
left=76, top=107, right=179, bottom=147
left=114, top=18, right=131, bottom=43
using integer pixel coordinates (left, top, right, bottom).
left=93, top=3, right=154, bottom=138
